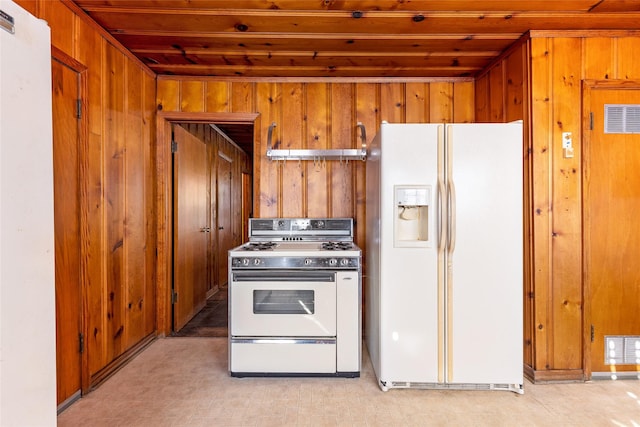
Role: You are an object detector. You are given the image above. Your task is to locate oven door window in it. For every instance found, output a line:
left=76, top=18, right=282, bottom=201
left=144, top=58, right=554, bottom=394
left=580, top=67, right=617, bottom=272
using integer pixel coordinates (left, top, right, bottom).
left=230, top=271, right=337, bottom=337
left=253, top=290, right=314, bottom=314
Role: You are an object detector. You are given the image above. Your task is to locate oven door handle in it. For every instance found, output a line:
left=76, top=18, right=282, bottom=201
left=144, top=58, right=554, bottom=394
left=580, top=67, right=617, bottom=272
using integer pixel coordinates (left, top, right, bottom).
left=230, top=338, right=336, bottom=345
left=232, top=271, right=335, bottom=282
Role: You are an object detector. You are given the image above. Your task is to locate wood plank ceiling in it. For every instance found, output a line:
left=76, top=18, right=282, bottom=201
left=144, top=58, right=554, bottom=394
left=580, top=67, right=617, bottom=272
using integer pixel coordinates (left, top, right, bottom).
left=69, top=0, right=640, bottom=150
left=71, top=0, right=640, bottom=79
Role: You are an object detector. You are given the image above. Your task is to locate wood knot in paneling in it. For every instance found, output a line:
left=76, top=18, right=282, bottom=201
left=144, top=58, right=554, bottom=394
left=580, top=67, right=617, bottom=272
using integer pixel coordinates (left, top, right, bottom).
left=114, top=325, right=124, bottom=339
left=112, top=239, right=123, bottom=252
left=561, top=299, right=581, bottom=313
left=562, top=75, right=576, bottom=87
left=260, top=193, right=277, bottom=207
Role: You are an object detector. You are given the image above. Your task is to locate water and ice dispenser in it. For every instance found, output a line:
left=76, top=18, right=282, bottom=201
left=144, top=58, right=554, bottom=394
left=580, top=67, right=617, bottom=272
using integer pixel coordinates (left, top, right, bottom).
left=394, top=186, right=431, bottom=247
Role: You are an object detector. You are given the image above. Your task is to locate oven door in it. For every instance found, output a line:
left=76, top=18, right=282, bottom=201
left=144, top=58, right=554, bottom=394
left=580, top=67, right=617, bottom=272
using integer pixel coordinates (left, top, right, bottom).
left=230, top=270, right=336, bottom=337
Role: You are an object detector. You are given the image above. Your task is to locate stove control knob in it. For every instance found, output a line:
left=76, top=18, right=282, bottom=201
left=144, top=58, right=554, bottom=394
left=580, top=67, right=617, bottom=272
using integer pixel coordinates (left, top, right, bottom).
left=329, top=258, right=337, bottom=266
left=253, top=258, right=261, bottom=266
left=242, top=258, right=250, bottom=266
left=304, top=258, right=313, bottom=266
left=340, top=258, right=349, bottom=266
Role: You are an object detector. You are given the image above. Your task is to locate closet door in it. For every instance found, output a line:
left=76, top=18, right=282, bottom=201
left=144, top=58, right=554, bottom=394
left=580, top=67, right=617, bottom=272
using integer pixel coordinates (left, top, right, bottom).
left=52, top=57, right=83, bottom=408
left=172, top=125, right=208, bottom=331
left=217, top=153, right=232, bottom=287
left=586, top=88, right=640, bottom=376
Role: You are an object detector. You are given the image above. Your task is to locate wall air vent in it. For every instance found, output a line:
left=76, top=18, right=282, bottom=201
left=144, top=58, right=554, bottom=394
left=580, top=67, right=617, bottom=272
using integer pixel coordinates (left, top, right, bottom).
left=604, top=104, right=640, bottom=134
left=604, top=335, right=640, bottom=365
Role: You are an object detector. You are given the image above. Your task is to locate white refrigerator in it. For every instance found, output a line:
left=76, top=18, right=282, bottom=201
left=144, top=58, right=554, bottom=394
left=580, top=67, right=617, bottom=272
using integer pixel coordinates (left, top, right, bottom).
left=365, top=122, right=523, bottom=393
left=1, top=0, right=57, bottom=423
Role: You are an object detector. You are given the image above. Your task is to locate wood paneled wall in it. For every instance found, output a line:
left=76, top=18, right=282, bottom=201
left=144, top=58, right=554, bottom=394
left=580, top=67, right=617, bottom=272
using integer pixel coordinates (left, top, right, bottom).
left=156, top=78, right=475, bottom=254
left=529, top=32, right=640, bottom=381
left=475, top=40, right=534, bottom=374
left=476, top=32, right=640, bottom=382
left=15, top=0, right=157, bottom=387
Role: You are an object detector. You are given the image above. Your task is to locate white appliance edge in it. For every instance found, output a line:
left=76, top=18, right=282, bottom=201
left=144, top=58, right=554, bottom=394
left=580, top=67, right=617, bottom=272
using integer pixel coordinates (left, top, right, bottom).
left=0, top=0, right=57, bottom=423
left=366, top=122, right=523, bottom=392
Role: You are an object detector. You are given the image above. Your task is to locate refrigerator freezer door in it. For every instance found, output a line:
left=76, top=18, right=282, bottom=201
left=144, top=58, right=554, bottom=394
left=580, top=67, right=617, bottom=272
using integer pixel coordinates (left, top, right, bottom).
left=446, top=123, right=523, bottom=385
left=377, top=123, right=442, bottom=383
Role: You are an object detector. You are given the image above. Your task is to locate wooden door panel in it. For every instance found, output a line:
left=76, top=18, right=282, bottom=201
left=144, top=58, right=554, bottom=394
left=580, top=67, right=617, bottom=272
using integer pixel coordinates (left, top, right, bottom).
left=52, top=59, right=82, bottom=406
left=587, top=88, right=640, bottom=374
left=242, top=172, right=252, bottom=243
left=217, top=154, right=232, bottom=287
left=173, top=125, right=209, bottom=331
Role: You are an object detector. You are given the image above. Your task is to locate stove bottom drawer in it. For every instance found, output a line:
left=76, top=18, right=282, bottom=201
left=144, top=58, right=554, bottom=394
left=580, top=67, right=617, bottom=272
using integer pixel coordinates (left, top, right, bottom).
left=230, top=338, right=336, bottom=374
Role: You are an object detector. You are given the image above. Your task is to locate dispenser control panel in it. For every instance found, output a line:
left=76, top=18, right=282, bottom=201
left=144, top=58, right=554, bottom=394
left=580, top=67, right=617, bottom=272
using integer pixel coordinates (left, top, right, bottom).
left=396, top=187, right=430, bottom=206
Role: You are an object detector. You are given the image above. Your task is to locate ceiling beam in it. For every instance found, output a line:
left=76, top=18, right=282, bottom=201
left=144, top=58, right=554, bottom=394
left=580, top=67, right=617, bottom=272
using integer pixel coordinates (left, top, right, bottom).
left=75, top=0, right=604, bottom=13
left=80, top=10, right=640, bottom=35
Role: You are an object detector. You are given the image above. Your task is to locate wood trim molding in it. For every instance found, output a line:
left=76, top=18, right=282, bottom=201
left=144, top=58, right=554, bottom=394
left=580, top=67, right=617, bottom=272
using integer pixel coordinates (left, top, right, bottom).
left=51, top=45, right=88, bottom=73
left=89, top=334, right=156, bottom=390
left=529, top=29, right=640, bottom=38
left=582, top=80, right=594, bottom=383
left=524, top=364, right=534, bottom=382
left=157, top=111, right=260, bottom=124
left=524, top=367, right=585, bottom=383
left=155, top=117, right=172, bottom=336
left=583, top=79, right=640, bottom=90
left=524, top=364, right=586, bottom=383
left=156, top=75, right=475, bottom=84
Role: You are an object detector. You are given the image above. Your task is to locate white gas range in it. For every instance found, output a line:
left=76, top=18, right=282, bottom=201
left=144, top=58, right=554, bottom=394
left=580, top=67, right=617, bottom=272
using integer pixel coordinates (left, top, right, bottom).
left=228, top=218, right=361, bottom=377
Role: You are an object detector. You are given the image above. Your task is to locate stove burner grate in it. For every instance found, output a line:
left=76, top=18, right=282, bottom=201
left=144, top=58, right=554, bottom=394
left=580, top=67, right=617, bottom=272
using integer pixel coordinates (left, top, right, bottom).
left=322, top=242, right=354, bottom=251
left=243, top=242, right=278, bottom=251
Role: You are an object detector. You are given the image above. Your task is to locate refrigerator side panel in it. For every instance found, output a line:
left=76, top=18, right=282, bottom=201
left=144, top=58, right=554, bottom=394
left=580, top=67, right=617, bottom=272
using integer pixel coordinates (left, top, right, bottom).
left=447, top=123, right=523, bottom=386
left=0, top=1, right=57, bottom=424
left=378, top=123, right=440, bottom=384
left=365, top=130, right=382, bottom=379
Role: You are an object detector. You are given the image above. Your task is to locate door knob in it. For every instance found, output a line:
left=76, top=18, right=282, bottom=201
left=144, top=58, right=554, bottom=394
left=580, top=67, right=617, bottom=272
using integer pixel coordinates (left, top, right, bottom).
left=218, top=226, right=224, bottom=230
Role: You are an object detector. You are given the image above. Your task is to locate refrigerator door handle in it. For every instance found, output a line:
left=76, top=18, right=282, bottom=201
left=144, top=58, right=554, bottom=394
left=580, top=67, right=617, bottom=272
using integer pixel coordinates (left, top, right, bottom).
left=437, top=181, right=446, bottom=251
left=448, top=180, right=457, bottom=254
left=446, top=125, right=456, bottom=255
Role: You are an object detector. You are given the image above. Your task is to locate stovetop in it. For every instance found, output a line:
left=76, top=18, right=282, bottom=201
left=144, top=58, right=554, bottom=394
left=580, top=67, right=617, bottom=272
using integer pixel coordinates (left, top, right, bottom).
left=230, top=241, right=361, bottom=262
left=238, top=241, right=357, bottom=252
left=230, top=218, right=360, bottom=269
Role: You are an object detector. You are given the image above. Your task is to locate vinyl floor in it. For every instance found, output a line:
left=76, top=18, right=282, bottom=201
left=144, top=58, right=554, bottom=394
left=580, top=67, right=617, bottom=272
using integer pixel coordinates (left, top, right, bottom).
left=57, top=337, right=640, bottom=426
left=172, top=288, right=228, bottom=338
